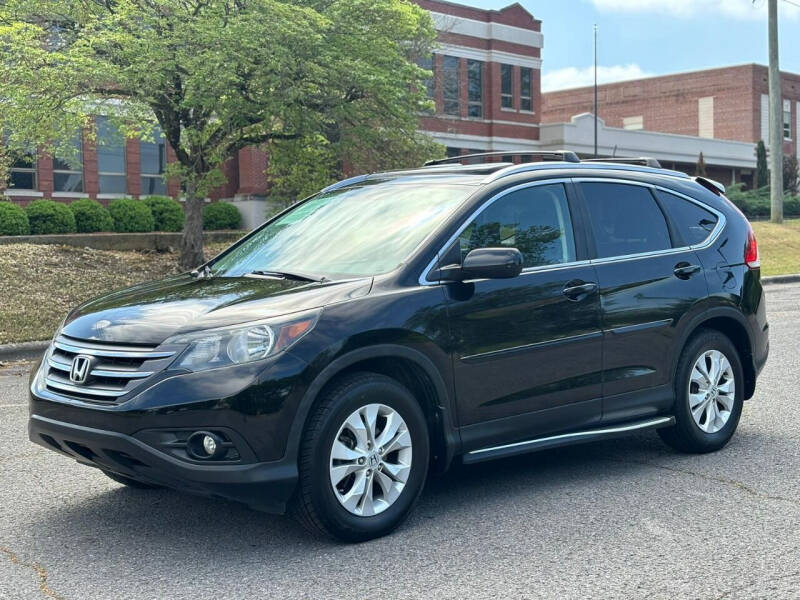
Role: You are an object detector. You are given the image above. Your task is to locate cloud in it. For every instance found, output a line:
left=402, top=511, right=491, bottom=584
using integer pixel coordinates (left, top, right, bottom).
left=541, top=64, right=655, bottom=92
left=589, top=0, right=799, bottom=20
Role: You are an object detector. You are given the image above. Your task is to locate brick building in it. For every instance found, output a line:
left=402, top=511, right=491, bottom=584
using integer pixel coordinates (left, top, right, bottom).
left=413, top=0, right=543, bottom=156
left=3, top=0, right=546, bottom=211
left=542, top=64, right=800, bottom=187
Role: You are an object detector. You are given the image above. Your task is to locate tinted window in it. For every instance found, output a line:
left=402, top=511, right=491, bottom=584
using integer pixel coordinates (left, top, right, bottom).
left=655, top=190, right=718, bottom=246
left=459, top=184, right=576, bottom=268
left=581, top=182, right=671, bottom=258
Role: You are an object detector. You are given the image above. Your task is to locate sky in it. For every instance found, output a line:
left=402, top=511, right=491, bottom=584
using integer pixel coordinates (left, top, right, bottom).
left=451, top=0, right=800, bottom=91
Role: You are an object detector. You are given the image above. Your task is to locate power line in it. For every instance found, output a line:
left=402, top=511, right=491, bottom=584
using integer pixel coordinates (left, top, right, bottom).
left=780, top=0, right=800, bottom=9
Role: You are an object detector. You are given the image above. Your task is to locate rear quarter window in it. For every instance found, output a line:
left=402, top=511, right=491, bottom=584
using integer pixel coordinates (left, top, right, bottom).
left=655, top=189, right=719, bottom=246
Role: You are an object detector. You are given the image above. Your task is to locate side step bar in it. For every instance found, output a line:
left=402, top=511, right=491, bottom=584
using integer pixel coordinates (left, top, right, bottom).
left=462, top=416, right=675, bottom=465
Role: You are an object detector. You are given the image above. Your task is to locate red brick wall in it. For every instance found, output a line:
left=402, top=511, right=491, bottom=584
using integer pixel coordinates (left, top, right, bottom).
left=542, top=64, right=800, bottom=155
left=542, top=64, right=762, bottom=142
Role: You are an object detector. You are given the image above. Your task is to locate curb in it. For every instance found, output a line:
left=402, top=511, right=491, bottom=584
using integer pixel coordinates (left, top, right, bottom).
left=762, top=274, right=800, bottom=286
left=0, top=340, right=49, bottom=363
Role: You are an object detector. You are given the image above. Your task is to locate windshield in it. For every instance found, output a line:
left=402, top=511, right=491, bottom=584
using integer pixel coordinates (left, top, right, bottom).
left=210, top=181, right=475, bottom=279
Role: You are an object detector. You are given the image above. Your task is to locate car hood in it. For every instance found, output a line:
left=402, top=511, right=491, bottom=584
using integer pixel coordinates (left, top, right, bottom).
left=61, top=274, right=373, bottom=345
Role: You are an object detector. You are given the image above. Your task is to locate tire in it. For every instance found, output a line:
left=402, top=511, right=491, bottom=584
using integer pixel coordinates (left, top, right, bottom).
left=102, top=470, right=161, bottom=489
left=291, top=372, right=430, bottom=542
left=658, top=329, right=745, bottom=453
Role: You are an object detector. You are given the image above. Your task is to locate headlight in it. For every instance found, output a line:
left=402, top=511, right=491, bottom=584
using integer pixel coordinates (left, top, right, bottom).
left=165, top=309, right=320, bottom=372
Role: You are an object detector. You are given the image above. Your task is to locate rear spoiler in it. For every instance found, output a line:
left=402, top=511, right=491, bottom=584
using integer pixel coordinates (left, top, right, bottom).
left=694, top=176, right=726, bottom=196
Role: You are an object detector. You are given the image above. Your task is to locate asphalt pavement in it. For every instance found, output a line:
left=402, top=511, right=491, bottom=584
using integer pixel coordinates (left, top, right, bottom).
left=1, top=283, right=799, bottom=599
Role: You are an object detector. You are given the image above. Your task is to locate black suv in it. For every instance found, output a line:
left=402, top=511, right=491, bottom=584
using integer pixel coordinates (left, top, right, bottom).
left=28, top=152, right=769, bottom=542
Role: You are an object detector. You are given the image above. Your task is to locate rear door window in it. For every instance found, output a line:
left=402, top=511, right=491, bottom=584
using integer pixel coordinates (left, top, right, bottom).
left=580, top=182, right=671, bottom=259
left=655, top=189, right=719, bottom=246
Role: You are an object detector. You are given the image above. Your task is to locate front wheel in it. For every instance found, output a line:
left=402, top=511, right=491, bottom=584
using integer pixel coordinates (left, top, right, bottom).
left=291, top=372, right=430, bottom=542
left=659, top=329, right=744, bottom=453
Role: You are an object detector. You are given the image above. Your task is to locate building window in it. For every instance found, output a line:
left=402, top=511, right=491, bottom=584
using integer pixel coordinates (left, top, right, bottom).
left=501, top=64, right=513, bottom=109
left=417, top=55, right=435, bottom=114
left=623, top=116, right=644, bottom=131
left=53, top=136, right=84, bottom=193
left=520, top=67, right=532, bottom=112
left=445, top=147, right=462, bottom=159
left=96, top=117, right=127, bottom=194
left=467, top=60, right=483, bottom=118
left=140, top=128, right=167, bottom=196
left=442, top=56, right=460, bottom=116
left=9, top=153, right=37, bottom=190
left=784, top=100, right=792, bottom=140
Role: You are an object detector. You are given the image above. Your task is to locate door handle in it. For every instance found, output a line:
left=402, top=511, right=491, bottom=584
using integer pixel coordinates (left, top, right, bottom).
left=673, top=263, right=701, bottom=280
left=562, top=282, right=598, bottom=300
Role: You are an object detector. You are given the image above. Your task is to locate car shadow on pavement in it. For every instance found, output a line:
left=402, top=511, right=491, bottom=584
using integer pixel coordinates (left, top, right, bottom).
left=24, top=431, right=685, bottom=554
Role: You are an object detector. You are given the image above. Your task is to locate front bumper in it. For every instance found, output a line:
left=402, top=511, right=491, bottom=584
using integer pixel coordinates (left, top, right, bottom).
left=27, top=348, right=313, bottom=514
left=29, top=414, right=298, bottom=513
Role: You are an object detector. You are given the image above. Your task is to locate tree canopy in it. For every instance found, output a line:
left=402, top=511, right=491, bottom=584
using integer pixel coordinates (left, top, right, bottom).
left=0, top=0, right=441, bottom=267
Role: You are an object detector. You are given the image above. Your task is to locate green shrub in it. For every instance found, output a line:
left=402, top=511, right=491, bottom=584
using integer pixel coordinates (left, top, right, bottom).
left=725, top=185, right=800, bottom=219
left=108, top=198, right=155, bottom=232
left=0, top=200, right=30, bottom=236
left=142, top=196, right=184, bottom=232
left=69, top=198, right=114, bottom=233
left=783, top=196, right=800, bottom=217
left=25, top=199, right=76, bottom=234
left=203, top=202, right=242, bottom=230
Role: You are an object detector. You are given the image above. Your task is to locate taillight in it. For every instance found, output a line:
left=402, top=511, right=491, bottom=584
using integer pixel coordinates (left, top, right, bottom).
left=745, top=226, right=760, bottom=269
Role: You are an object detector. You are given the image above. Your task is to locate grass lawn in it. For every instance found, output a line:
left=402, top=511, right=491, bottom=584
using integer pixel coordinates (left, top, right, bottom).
left=751, top=219, right=800, bottom=277
left=0, top=242, right=231, bottom=344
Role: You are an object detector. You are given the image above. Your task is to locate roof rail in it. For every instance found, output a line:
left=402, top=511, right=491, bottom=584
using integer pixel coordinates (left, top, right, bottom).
left=582, top=157, right=663, bottom=168
left=424, top=150, right=580, bottom=167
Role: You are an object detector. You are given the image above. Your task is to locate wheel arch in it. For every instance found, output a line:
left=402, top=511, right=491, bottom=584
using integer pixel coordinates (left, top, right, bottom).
left=675, top=308, right=756, bottom=399
left=286, top=345, right=460, bottom=473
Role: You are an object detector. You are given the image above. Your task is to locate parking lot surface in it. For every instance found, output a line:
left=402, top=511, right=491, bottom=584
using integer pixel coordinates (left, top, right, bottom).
left=1, top=283, right=799, bottom=599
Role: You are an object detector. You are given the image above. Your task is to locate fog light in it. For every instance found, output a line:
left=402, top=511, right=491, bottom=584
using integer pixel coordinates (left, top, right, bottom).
left=202, top=434, right=217, bottom=456
left=187, top=431, right=224, bottom=460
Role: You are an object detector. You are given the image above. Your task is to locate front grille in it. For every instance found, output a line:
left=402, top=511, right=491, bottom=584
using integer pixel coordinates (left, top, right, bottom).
left=44, top=336, right=179, bottom=403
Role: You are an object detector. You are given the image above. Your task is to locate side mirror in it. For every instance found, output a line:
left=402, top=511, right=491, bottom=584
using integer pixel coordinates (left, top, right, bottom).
left=459, top=247, right=523, bottom=280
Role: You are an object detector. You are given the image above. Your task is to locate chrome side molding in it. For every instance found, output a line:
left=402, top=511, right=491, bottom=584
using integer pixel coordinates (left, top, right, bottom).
left=463, top=416, right=675, bottom=464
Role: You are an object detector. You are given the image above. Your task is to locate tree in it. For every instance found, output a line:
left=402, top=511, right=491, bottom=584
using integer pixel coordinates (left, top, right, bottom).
left=783, top=154, right=799, bottom=196
left=0, top=0, right=440, bottom=268
left=756, top=140, right=769, bottom=189
left=695, top=152, right=707, bottom=177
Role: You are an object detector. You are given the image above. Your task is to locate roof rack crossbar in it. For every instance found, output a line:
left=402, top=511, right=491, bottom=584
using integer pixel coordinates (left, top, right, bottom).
left=424, top=150, right=580, bottom=167
left=582, top=157, right=663, bottom=168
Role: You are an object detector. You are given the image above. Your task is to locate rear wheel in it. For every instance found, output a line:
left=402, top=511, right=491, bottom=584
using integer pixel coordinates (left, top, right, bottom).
left=291, top=372, right=430, bottom=542
left=659, top=329, right=744, bottom=453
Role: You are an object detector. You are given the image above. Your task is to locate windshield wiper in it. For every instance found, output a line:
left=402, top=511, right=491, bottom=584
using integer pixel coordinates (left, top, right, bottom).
left=248, top=269, right=328, bottom=283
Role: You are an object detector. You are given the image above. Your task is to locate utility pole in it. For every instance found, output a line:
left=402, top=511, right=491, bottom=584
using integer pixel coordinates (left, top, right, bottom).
left=768, top=0, right=783, bottom=223
left=593, top=24, right=598, bottom=158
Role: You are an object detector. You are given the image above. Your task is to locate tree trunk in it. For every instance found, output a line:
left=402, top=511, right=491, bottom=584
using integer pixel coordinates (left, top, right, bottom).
left=180, top=190, right=205, bottom=270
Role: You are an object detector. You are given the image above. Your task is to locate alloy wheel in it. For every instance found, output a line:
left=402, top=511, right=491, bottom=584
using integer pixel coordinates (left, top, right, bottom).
left=688, top=349, right=736, bottom=434
left=329, top=403, right=413, bottom=516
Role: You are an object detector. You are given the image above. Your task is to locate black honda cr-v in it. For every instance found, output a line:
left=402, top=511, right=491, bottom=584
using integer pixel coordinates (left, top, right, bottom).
left=28, top=152, right=769, bottom=541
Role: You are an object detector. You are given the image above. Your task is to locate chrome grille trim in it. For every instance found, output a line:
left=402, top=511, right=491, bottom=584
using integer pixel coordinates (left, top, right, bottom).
left=48, top=358, right=153, bottom=378
left=45, top=336, right=180, bottom=403
left=54, top=339, right=175, bottom=359
left=91, top=368, right=154, bottom=379
left=44, top=377, right=128, bottom=398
